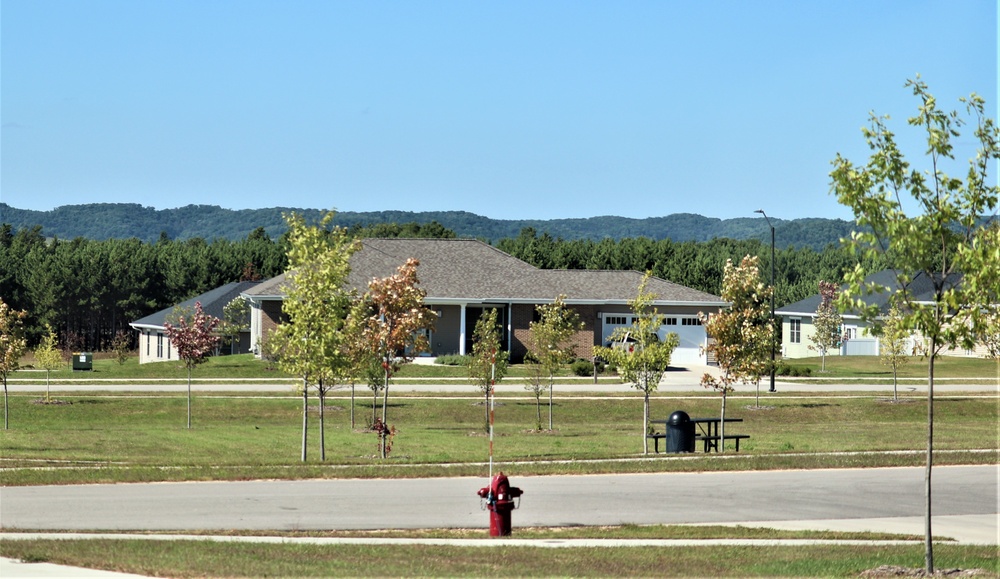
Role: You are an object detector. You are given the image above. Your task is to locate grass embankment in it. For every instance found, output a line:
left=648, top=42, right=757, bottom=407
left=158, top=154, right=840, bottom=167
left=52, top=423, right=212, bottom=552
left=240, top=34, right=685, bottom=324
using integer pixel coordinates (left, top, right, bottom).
left=1, top=392, right=995, bottom=485
left=11, top=353, right=618, bottom=382
left=13, top=352, right=998, bottom=382
left=1, top=539, right=996, bottom=577
left=781, top=355, right=998, bottom=381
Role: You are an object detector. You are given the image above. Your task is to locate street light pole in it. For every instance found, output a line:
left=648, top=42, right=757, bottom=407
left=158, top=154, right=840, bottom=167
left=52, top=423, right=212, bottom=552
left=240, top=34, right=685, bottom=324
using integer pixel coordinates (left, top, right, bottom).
left=755, top=209, right=776, bottom=393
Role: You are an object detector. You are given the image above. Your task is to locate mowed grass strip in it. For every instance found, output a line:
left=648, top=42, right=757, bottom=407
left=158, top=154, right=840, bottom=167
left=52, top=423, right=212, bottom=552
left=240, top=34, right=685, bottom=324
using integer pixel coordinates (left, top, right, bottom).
left=1, top=393, right=995, bottom=485
left=2, top=524, right=928, bottom=541
left=12, top=352, right=998, bottom=382
left=1, top=539, right=996, bottom=578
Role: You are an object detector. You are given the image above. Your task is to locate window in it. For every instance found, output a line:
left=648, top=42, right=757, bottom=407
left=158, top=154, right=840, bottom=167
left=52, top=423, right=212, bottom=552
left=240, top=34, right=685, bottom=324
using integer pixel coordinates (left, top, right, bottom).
left=146, top=332, right=150, bottom=356
left=606, top=315, right=629, bottom=325
left=663, top=317, right=678, bottom=325
left=789, top=319, right=801, bottom=343
left=156, top=333, right=163, bottom=357
left=681, top=318, right=702, bottom=326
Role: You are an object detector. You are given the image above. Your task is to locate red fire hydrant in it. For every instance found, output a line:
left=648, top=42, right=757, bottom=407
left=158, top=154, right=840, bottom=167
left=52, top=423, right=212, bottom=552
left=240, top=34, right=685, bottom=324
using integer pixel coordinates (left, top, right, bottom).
left=477, top=472, right=523, bottom=537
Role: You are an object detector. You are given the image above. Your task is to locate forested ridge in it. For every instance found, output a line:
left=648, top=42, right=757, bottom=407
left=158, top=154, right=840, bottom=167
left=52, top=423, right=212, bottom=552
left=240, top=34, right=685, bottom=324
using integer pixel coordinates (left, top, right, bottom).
left=2, top=216, right=878, bottom=350
left=0, top=203, right=857, bottom=250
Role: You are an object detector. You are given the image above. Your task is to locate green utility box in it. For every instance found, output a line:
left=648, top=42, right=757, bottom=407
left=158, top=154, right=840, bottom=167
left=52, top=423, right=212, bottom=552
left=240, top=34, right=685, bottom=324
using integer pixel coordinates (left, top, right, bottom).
left=72, top=352, right=93, bottom=371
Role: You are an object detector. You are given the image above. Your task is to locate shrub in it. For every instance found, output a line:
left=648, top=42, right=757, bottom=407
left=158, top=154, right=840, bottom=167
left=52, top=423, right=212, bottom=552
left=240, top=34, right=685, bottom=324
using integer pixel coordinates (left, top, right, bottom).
left=570, top=358, right=594, bottom=376
left=434, top=354, right=470, bottom=366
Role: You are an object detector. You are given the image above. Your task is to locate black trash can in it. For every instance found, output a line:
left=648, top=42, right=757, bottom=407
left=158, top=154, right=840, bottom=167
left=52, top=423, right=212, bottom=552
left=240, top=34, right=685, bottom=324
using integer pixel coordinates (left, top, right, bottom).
left=666, top=410, right=695, bottom=453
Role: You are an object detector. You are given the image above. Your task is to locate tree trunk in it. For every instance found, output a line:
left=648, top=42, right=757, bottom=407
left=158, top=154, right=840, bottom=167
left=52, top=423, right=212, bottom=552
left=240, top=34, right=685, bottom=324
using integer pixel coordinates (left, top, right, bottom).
left=301, top=378, right=308, bottom=463
left=893, top=367, right=898, bottom=402
left=186, top=367, right=192, bottom=429
left=3, top=381, right=8, bottom=429
left=319, top=379, right=326, bottom=462
left=720, top=391, right=728, bottom=455
left=484, top=388, right=490, bottom=433
left=46, top=370, right=51, bottom=403
left=535, top=394, right=542, bottom=431
left=350, top=382, right=355, bottom=430
left=925, top=346, right=936, bottom=573
left=642, top=387, right=649, bottom=455
left=380, top=366, right=389, bottom=459
left=548, top=378, right=554, bottom=431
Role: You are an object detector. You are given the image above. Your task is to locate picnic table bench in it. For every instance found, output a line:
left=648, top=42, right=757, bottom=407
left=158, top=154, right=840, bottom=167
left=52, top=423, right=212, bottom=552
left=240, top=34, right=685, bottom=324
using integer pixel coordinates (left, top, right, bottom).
left=648, top=416, right=749, bottom=453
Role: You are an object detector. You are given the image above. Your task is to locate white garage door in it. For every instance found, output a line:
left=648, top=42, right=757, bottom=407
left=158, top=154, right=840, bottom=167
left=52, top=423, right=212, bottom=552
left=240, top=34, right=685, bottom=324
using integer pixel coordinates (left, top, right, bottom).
left=657, top=317, right=706, bottom=365
left=600, top=314, right=706, bottom=366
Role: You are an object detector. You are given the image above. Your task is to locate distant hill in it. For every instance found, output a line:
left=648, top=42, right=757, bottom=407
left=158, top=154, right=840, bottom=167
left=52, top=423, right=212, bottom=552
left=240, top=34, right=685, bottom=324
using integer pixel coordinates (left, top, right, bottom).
left=0, top=203, right=857, bottom=250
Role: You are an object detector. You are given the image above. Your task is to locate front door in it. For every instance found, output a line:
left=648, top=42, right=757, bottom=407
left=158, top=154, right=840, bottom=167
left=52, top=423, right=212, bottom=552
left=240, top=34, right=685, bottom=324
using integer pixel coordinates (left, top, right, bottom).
left=464, top=305, right=508, bottom=354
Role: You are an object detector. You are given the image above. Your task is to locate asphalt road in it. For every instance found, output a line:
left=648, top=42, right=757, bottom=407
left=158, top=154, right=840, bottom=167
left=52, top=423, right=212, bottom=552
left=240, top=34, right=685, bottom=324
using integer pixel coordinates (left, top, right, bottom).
left=2, top=466, right=996, bottom=543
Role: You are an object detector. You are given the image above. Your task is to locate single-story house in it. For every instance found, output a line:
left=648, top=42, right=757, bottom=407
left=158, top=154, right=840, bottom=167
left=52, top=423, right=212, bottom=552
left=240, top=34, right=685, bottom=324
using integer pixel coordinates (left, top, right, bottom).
left=130, top=280, right=261, bottom=364
left=243, top=238, right=727, bottom=366
left=777, top=269, right=986, bottom=359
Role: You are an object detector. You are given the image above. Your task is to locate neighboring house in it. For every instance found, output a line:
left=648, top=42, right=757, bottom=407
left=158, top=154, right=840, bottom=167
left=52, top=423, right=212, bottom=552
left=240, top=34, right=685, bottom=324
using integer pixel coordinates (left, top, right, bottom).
left=777, top=270, right=986, bottom=359
left=243, top=238, right=726, bottom=366
left=130, top=281, right=261, bottom=364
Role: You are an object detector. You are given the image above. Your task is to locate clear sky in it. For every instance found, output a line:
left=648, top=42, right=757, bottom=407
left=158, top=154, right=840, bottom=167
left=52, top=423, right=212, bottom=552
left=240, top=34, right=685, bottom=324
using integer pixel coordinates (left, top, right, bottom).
left=2, top=0, right=996, bottom=222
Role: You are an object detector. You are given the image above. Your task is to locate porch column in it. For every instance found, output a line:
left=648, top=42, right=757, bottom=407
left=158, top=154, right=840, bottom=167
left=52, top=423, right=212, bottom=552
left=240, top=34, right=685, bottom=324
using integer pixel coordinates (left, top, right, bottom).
left=459, top=303, right=468, bottom=356
left=507, top=302, right=513, bottom=352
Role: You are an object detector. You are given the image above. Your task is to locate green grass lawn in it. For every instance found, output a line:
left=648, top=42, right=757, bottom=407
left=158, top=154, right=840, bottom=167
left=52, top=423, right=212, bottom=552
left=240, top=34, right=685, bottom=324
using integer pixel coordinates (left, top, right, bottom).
left=1, top=391, right=995, bottom=485
left=11, top=353, right=613, bottom=382
left=3, top=354, right=997, bottom=578
left=12, top=352, right=997, bottom=383
left=781, top=355, right=998, bottom=380
left=1, top=539, right=996, bottom=578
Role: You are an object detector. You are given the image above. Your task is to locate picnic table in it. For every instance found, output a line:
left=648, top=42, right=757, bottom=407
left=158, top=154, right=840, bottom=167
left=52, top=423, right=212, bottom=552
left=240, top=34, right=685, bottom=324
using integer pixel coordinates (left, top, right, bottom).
left=648, top=416, right=749, bottom=453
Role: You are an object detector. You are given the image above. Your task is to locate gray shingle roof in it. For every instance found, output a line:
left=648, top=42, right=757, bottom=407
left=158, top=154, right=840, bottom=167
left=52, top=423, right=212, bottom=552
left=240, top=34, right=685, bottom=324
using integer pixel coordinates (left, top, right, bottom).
left=776, top=270, right=963, bottom=317
left=132, top=281, right=261, bottom=329
left=244, top=238, right=723, bottom=305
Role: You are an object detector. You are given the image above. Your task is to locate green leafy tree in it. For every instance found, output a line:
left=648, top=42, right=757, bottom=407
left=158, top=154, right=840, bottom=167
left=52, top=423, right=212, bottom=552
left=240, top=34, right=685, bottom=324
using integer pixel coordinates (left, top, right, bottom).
left=526, top=295, right=583, bottom=430
left=353, top=258, right=435, bottom=458
left=341, top=302, right=375, bottom=431
left=1, top=299, right=28, bottom=429
left=343, top=300, right=387, bottom=429
left=221, top=297, right=251, bottom=355
left=877, top=305, right=911, bottom=402
left=957, top=222, right=1000, bottom=385
left=273, top=210, right=358, bottom=462
left=593, top=272, right=679, bottom=454
left=34, top=324, right=64, bottom=402
left=808, top=281, right=843, bottom=372
left=700, top=255, right=775, bottom=446
left=164, top=301, right=221, bottom=429
left=468, top=308, right=508, bottom=432
left=111, top=330, right=132, bottom=365
left=522, top=356, right=547, bottom=431
left=829, top=77, right=998, bottom=573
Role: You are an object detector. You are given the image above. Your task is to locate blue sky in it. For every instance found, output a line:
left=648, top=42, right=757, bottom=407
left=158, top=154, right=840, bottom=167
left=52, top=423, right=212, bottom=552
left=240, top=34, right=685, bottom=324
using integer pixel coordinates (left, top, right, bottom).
left=2, top=0, right=996, bottom=222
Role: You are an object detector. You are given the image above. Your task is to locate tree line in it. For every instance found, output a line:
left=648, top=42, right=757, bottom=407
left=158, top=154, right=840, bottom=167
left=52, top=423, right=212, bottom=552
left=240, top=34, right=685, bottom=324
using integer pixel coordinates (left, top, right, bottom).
left=0, top=224, right=288, bottom=351
left=1, top=218, right=878, bottom=350
left=2, top=202, right=860, bottom=250
left=496, top=228, right=885, bottom=308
